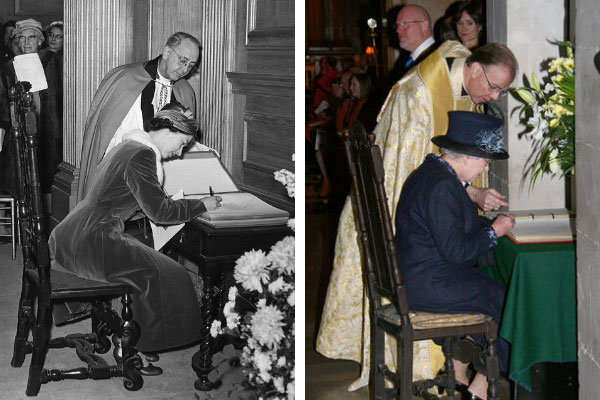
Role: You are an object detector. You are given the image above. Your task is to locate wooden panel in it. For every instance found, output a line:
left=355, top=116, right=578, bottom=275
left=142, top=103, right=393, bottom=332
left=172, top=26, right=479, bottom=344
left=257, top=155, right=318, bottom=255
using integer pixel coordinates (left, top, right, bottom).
left=247, top=49, right=294, bottom=74
left=254, top=0, right=294, bottom=29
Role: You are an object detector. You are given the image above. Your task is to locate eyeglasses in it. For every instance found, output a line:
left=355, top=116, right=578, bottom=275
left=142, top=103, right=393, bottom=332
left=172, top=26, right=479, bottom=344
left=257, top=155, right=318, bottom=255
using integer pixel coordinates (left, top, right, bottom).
left=394, top=20, right=425, bottom=29
left=481, top=65, right=509, bottom=97
left=169, top=46, right=196, bottom=71
left=17, top=35, right=39, bottom=43
left=48, top=32, right=63, bottom=40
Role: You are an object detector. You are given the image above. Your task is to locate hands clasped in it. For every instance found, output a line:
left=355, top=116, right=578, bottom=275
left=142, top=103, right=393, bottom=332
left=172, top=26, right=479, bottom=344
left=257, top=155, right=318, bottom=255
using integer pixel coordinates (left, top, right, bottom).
left=201, top=196, right=223, bottom=211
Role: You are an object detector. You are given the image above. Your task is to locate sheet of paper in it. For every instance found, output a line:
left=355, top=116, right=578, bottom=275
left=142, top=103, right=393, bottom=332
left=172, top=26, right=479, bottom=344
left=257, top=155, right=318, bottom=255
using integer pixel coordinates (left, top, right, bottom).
left=507, top=215, right=575, bottom=243
left=13, top=54, right=48, bottom=92
left=184, top=192, right=289, bottom=221
left=150, top=189, right=185, bottom=250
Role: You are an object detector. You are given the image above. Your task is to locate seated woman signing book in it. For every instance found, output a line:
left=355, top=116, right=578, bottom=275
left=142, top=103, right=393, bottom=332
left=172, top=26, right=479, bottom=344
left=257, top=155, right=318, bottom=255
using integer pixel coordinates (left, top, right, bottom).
left=49, top=102, right=221, bottom=359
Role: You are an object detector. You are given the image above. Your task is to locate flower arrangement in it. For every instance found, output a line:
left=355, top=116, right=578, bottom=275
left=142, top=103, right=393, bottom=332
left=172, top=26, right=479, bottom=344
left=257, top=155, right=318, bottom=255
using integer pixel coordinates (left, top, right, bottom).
left=514, top=41, right=574, bottom=185
left=211, top=156, right=295, bottom=400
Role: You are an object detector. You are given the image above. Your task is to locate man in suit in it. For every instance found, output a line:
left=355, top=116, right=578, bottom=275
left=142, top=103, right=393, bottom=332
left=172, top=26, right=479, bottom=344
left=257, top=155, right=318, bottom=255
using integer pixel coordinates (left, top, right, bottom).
left=388, top=4, right=437, bottom=84
left=396, top=111, right=515, bottom=399
left=77, top=32, right=200, bottom=203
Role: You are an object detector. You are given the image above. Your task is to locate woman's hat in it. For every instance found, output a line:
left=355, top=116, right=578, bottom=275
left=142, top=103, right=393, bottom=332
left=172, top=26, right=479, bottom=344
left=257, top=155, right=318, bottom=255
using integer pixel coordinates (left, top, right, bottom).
left=432, top=111, right=508, bottom=160
left=12, top=18, right=44, bottom=40
left=155, top=102, right=198, bottom=136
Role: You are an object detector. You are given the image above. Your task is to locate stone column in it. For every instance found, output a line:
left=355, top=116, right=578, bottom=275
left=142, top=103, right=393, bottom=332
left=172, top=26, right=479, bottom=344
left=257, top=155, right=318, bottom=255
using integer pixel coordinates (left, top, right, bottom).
left=52, top=0, right=150, bottom=226
left=574, top=0, right=600, bottom=396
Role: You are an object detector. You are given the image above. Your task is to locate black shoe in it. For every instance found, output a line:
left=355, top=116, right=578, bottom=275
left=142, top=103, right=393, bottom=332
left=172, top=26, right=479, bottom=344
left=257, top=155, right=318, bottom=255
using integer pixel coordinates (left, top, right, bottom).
left=139, top=363, right=163, bottom=376
left=455, top=381, right=469, bottom=394
left=141, top=352, right=159, bottom=362
left=462, top=390, right=484, bottom=400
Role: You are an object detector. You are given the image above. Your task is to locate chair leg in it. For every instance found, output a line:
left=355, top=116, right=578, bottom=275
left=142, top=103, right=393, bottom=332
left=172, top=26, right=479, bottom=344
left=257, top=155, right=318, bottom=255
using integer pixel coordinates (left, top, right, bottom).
left=441, top=338, right=457, bottom=399
left=398, top=334, right=413, bottom=400
left=11, top=278, right=34, bottom=368
left=371, top=319, right=385, bottom=400
left=119, top=293, right=143, bottom=391
left=25, top=292, right=52, bottom=396
left=485, top=321, right=500, bottom=400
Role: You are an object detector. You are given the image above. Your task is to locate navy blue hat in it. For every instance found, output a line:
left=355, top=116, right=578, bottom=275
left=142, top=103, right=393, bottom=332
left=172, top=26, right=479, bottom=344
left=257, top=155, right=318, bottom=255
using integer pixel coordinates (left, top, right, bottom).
left=432, top=111, right=508, bottom=160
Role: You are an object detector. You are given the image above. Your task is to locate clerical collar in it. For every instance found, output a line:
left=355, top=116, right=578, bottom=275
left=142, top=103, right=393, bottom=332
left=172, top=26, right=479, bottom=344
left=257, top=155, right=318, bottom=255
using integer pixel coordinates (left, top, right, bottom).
left=155, top=69, right=173, bottom=87
left=411, top=36, right=435, bottom=61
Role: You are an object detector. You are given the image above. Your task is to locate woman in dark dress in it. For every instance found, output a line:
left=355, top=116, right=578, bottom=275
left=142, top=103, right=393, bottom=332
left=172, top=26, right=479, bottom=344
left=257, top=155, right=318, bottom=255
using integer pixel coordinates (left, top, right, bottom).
left=49, top=102, right=221, bottom=352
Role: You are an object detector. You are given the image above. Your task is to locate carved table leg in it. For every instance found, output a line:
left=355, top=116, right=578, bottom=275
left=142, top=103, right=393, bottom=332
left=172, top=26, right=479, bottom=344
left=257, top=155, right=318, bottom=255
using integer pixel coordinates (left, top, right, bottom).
left=193, top=267, right=221, bottom=391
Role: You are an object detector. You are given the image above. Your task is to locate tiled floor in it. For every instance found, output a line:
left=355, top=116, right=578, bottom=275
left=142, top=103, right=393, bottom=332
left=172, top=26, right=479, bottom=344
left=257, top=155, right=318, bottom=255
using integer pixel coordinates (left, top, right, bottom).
left=0, top=240, right=249, bottom=400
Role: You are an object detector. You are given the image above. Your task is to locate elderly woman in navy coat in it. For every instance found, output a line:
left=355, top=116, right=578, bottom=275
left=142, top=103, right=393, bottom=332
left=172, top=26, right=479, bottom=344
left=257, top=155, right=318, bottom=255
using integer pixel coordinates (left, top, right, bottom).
left=395, top=111, right=515, bottom=400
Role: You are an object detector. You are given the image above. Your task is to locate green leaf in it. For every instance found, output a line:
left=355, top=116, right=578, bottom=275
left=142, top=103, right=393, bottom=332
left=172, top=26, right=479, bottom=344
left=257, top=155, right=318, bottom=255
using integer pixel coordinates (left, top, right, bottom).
left=531, top=73, right=541, bottom=92
left=515, top=88, right=536, bottom=105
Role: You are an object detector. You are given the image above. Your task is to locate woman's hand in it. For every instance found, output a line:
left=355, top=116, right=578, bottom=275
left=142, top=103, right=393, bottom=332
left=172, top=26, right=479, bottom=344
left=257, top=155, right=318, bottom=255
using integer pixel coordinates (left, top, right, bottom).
left=467, top=186, right=509, bottom=211
left=200, top=196, right=222, bottom=211
left=492, top=214, right=516, bottom=238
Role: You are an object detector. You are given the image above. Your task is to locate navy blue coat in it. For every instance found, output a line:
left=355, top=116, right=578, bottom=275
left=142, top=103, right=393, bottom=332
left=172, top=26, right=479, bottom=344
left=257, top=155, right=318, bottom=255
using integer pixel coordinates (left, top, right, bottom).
left=395, top=154, right=509, bottom=371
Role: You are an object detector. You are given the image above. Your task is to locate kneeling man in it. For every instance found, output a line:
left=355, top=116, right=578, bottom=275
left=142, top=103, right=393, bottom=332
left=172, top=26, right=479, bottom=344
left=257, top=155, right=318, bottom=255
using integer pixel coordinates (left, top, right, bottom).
left=395, top=111, right=515, bottom=400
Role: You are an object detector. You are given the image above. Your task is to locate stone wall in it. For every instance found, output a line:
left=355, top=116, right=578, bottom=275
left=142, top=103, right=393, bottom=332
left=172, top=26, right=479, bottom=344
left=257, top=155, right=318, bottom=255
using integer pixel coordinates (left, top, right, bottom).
left=575, top=0, right=600, bottom=397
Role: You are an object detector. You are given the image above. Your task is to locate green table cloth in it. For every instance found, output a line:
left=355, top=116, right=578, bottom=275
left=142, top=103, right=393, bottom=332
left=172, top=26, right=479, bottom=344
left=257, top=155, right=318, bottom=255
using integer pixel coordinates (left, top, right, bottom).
left=481, top=237, right=576, bottom=390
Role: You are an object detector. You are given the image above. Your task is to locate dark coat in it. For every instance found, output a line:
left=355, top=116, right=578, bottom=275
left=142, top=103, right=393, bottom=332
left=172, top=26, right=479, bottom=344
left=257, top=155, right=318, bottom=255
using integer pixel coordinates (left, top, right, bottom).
left=49, top=139, right=207, bottom=351
left=395, top=154, right=509, bottom=371
left=0, top=55, right=62, bottom=195
left=387, top=41, right=439, bottom=90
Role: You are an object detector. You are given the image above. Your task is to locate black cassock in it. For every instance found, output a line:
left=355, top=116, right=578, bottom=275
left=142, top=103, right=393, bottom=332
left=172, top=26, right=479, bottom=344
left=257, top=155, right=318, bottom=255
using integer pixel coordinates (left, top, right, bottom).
left=50, top=138, right=206, bottom=351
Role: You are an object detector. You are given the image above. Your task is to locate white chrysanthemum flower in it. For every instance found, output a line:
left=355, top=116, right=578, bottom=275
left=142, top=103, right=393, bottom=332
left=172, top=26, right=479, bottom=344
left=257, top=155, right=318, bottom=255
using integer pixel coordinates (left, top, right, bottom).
left=250, top=304, right=285, bottom=349
left=287, top=290, right=295, bottom=306
left=268, top=276, right=286, bottom=294
left=274, top=169, right=295, bottom=198
left=253, top=350, right=272, bottom=382
left=287, top=218, right=295, bottom=232
left=268, top=236, right=295, bottom=275
left=287, top=380, right=295, bottom=400
left=277, top=356, right=286, bottom=367
left=273, top=376, right=285, bottom=393
left=210, top=320, right=222, bottom=338
left=228, top=286, right=238, bottom=301
left=223, top=301, right=240, bottom=329
left=234, top=249, right=270, bottom=292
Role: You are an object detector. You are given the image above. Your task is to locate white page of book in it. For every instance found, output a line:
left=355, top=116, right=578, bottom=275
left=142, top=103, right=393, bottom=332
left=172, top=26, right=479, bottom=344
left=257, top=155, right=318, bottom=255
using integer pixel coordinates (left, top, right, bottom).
left=508, top=216, right=575, bottom=243
left=184, top=192, right=289, bottom=221
left=162, top=151, right=237, bottom=196
left=13, top=54, right=48, bottom=92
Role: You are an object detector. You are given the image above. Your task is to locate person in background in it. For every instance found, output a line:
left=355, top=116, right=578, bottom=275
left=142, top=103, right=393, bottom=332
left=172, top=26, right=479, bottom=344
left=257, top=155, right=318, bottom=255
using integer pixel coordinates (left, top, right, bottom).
left=38, top=21, right=63, bottom=67
left=0, top=18, right=61, bottom=212
left=311, top=56, right=339, bottom=114
left=388, top=5, right=437, bottom=87
left=0, top=20, right=17, bottom=64
left=455, top=0, right=485, bottom=50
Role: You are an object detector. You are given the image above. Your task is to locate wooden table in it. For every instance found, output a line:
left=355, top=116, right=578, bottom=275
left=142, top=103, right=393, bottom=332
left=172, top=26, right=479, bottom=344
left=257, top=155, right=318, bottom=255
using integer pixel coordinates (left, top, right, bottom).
left=167, top=219, right=290, bottom=391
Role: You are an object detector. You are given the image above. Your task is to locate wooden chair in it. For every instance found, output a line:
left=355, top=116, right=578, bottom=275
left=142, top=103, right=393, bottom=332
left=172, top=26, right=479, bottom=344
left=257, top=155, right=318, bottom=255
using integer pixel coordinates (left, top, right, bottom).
left=8, top=83, right=144, bottom=396
left=343, top=122, right=500, bottom=400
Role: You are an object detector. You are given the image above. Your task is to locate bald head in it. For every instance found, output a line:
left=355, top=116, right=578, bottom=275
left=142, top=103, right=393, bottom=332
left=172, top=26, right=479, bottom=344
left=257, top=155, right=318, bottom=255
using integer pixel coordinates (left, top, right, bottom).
left=396, top=5, right=432, bottom=52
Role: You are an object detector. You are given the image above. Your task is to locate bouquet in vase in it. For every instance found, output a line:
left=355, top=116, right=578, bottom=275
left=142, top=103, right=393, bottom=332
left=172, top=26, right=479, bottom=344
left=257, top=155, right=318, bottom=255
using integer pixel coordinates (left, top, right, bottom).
left=514, top=41, right=574, bottom=185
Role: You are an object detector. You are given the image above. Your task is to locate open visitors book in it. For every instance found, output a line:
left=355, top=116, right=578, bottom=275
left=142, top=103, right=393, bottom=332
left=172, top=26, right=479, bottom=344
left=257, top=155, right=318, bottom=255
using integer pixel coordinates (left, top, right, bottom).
left=488, top=209, right=575, bottom=244
left=151, top=150, right=289, bottom=250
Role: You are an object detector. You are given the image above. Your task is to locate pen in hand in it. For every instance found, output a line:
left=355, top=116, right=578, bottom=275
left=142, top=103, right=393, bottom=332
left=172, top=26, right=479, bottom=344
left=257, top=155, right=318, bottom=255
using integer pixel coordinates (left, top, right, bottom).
left=209, top=186, right=214, bottom=196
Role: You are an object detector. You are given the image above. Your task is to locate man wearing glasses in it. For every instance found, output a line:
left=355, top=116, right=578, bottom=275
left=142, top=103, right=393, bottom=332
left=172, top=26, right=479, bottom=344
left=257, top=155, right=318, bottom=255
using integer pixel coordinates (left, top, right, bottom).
left=77, top=32, right=200, bottom=202
left=317, top=40, right=519, bottom=391
left=395, top=5, right=437, bottom=78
